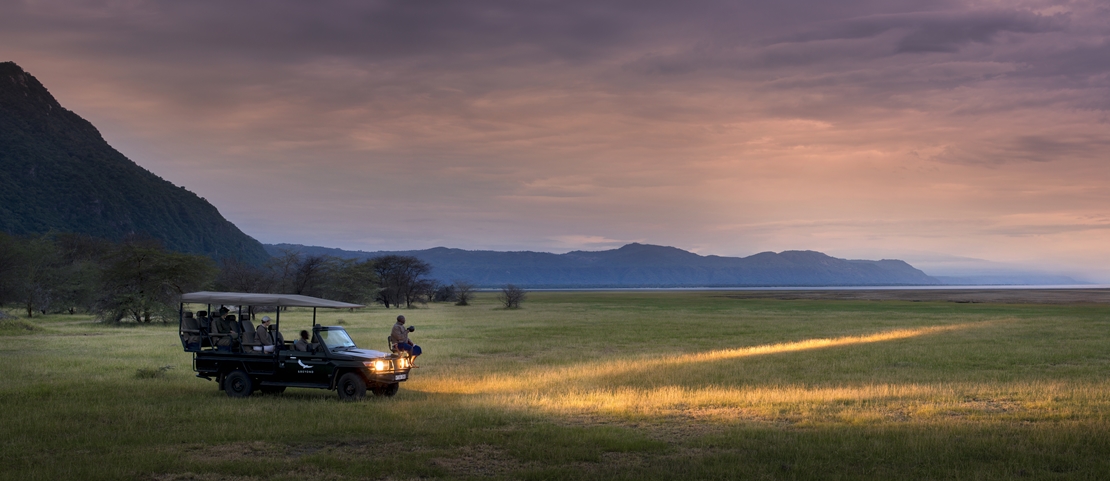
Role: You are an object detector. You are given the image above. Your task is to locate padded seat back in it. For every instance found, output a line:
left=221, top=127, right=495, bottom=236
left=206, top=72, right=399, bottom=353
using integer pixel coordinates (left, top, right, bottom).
left=240, top=319, right=259, bottom=346
left=180, top=313, right=200, bottom=343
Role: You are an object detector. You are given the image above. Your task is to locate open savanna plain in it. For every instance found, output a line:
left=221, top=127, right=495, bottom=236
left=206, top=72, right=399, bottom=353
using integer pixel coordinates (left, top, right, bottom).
left=3, top=290, right=1110, bottom=480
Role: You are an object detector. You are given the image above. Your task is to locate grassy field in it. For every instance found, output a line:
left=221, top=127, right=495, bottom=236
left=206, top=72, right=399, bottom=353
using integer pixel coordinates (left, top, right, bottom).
left=2, top=290, right=1110, bottom=480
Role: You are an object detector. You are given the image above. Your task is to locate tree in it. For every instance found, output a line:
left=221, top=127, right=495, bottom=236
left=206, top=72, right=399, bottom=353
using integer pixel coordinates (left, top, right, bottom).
left=215, top=258, right=274, bottom=293
left=46, top=233, right=106, bottom=314
left=323, top=258, right=378, bottom=304
left=0, top=232, right=22, bottom=305
left=431, top=282, right=455, bottom=302
left=290, top=254, right=332, bottom=296
left=10, top=236, right=58, bottom=317
left=95, top=238, right=216, bottom=323
left=265, top=249, right=302, bottom=295
left=453, top=280, right=475, bottom=306
left=498, top=284, right=526, bottom=309
left=372, top=255, right=433, bottom=308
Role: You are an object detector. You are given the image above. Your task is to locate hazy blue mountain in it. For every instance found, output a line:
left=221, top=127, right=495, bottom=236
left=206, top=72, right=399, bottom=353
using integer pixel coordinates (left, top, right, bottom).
left=933, top=275, right=1085, bottom=286
left=267, top=242, right=942, bottom=287
left=0, top=62, right=269, bottom=264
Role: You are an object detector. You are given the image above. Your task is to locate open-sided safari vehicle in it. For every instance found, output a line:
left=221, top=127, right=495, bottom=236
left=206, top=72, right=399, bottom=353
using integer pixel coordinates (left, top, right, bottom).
left=178, top=291, right=412, bottom=400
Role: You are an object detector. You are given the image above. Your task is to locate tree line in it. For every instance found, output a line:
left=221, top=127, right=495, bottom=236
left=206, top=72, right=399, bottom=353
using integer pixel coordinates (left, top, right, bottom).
left=0, top=232, right=485, bottom=322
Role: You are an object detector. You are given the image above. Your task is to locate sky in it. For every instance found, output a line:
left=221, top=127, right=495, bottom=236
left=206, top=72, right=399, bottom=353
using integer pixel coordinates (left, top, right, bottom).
left=2, top=0, right=1108, bottom=280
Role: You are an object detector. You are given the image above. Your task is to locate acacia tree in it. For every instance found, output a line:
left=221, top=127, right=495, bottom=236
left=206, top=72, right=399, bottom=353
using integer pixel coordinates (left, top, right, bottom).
left=265, top=249, right=301, bottom=295
left=44, top=233, right=103, bottom=315
left=372, top=255, right=433, bottom=308
left=0, top=233, right=22, bottom=306
left=323, top=258, right=378, bottom=304
left=215, top=258, right=273, bottom=293
left=431, top=282, right=455, bottom=302
left=10, top=236, right=58, bottom=317
left=290, top=254, right=332, bottom=296
left=95, top=239, right=215, bottom=323
left=498, top=284, right=526, bottom=309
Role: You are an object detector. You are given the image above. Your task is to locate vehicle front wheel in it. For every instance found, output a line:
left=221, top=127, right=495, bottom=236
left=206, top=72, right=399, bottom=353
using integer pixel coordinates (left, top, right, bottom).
left=224, top=371, right=253, bottom=398
left=383, top=382, right=399, bottom=397
left=337, top=372, right=366, bottom=401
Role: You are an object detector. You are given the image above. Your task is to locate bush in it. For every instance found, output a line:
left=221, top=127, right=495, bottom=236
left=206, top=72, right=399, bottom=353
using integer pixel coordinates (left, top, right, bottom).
left=454, top=281, right=475, bottom=306
left=498, top=284, right=527, bottom=309
left=0, top=318, right=41, bottom=335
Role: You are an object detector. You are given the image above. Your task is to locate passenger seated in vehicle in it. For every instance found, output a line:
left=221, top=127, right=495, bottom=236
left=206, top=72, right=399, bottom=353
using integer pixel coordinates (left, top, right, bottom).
left=294, top=330, right=311, bottom=352
left=255, top=316, right=275, bottom=353
left=211, top=314, right=237, bottom=352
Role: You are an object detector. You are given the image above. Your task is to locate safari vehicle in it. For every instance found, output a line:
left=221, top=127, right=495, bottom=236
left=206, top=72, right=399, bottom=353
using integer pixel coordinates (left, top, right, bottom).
left=177, top=291, right=412, bottom=400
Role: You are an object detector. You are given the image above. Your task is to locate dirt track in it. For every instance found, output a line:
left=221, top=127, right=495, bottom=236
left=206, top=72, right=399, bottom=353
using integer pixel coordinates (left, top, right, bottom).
left=716, top=288, right=1110, bottom=304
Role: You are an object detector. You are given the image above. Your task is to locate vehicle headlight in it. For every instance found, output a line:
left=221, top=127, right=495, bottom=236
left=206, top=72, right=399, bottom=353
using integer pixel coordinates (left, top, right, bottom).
left=363, top=360, right=388, bottom=371
left=397, top=358, right=408, bottom=369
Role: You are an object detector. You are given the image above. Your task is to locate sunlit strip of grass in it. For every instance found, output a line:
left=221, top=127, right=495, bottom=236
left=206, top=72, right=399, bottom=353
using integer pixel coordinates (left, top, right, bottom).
left=456, top=380, right=1110, bottom=426
left=422, top=321, right=994, bottom=394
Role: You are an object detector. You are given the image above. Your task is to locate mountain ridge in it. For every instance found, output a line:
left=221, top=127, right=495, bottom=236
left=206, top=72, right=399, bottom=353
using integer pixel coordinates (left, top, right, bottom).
left=0, top=61, right=269, bottom=264
left=266, top=242, right=942, bottom=287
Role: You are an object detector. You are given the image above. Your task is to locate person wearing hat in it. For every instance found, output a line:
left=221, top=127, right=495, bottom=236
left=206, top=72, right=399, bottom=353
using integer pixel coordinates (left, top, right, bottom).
left=390, top=315, right=422, bottom=366
left=255, top=316, right=275, bottom=353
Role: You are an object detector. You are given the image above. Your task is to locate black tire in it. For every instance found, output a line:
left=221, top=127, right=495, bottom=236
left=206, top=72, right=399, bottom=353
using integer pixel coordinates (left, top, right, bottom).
left=337, top=372, right=367, bottom=401
left=260, top=386, right=286, bottom=395
left=224, top=370, right=253, bottom=398
left=383, top=382, right=399, bottom=397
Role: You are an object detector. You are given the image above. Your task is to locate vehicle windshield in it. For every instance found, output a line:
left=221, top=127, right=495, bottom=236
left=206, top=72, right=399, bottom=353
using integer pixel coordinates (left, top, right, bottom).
left=317, top=329, right=357, bottom=351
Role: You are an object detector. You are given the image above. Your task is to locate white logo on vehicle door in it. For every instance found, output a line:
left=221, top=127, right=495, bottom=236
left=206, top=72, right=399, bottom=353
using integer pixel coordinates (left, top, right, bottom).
left=297, top=360, right=311, bottom=369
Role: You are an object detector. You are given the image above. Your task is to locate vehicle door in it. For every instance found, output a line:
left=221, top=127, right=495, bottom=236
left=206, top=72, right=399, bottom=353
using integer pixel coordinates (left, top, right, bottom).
left=278, top=348, right=330, bottom=386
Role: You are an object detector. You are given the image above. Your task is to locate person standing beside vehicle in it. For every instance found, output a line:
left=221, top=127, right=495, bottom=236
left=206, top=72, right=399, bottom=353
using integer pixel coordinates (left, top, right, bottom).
left=391, top=315, right=422, bottom=365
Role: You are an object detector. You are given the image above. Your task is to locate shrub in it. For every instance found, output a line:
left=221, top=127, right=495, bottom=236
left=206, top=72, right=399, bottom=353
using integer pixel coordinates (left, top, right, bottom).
left=498, top=284, right=527, bottom=309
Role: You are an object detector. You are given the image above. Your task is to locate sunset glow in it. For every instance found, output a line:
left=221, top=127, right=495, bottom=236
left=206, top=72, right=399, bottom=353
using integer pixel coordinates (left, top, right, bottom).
left=2, top=1, right=1107, bottom=279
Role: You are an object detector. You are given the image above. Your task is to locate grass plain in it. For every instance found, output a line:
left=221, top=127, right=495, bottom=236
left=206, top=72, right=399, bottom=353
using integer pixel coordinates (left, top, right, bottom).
left=2, top=290, right=1109, bottom=480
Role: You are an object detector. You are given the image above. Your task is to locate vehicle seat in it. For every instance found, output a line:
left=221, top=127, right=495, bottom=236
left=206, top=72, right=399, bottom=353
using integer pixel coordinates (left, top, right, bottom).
left=180, top=312, right=200, bottom=351
left=240, top=319, right=261, bottom=352
left=388, top=337, right=399, bottom=353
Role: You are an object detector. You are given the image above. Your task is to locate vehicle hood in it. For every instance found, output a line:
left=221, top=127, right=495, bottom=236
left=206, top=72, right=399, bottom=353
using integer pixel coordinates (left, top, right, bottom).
left=333, top=348, right=390, bottom=360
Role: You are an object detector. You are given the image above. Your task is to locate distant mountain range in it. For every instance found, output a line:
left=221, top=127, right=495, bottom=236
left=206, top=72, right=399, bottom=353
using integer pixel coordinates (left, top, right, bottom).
left=0, top=62, right=269, bottom=264
left=267, top=242, right=942, bottom=287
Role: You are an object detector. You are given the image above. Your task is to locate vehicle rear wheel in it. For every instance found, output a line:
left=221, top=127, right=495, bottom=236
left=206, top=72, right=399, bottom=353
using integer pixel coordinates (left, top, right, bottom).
left=337, top=372, right=366, bottom=401
left=224, top=371, right=253, bottom=398
left=260, top=386, right=286, bottom=395
left=383, top=382, right=399, bottom=397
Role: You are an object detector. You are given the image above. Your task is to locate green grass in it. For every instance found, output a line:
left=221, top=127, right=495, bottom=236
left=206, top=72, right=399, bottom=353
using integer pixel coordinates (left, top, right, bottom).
left=2, top=291, right=1109, bottom=480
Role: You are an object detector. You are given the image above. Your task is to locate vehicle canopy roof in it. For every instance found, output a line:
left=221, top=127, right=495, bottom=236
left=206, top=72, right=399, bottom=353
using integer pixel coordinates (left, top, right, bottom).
left=180, top=291, right=364, bottom=309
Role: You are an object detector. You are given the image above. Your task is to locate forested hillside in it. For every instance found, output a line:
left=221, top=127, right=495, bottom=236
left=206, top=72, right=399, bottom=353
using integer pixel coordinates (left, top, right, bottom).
left=0, top=62, right=268, bottom=264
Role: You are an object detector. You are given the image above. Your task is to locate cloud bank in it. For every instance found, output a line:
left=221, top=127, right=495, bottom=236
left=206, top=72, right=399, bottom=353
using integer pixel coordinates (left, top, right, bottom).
left=2, top=0, right=1108, bottom=279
